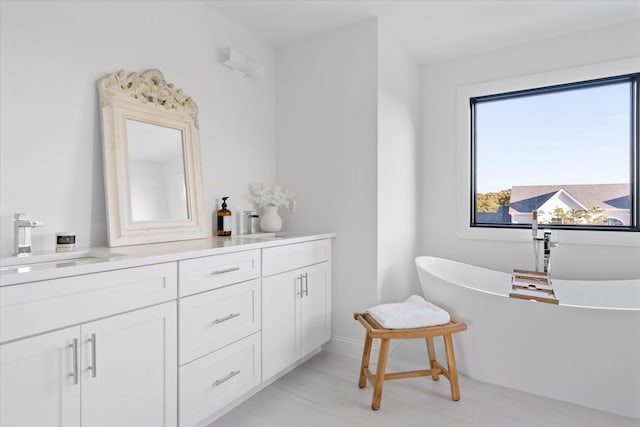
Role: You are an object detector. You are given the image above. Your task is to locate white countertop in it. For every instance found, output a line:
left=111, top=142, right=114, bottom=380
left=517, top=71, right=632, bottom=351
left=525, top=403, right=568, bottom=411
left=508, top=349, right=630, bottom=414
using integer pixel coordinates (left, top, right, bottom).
left=0, top=232, right=335, bottom=286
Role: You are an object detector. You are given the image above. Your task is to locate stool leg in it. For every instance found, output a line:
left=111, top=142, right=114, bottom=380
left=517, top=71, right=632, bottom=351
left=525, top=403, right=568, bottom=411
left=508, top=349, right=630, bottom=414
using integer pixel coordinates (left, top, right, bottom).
left=359, top=332, right=373, bottom=388
left=425, top=337, right=440, bottom=381
left=371, top=338, right=390, bottom=410
left=443, top=334, right=461, bottom=401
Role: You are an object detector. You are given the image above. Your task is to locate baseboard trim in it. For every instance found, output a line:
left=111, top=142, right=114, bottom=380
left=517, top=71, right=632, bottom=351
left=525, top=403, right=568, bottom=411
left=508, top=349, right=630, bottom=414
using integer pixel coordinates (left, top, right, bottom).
left=322, top=335, right=402, bottom=361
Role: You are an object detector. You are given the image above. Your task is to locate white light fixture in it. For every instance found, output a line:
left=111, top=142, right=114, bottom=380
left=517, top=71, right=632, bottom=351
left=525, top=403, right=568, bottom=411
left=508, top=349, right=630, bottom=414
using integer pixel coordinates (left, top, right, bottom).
left=222, top=47, right=264, bottom=78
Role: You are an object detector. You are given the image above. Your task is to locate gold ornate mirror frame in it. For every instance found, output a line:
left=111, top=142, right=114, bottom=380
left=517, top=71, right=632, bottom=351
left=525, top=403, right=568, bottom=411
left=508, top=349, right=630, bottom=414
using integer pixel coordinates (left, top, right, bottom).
left=98, top=69, right=208, bottom=247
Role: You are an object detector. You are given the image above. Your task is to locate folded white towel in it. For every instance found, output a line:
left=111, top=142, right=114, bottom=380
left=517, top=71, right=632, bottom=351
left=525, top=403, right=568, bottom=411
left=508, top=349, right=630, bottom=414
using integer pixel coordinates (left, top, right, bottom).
left=366, top=295, right=451, bottom=329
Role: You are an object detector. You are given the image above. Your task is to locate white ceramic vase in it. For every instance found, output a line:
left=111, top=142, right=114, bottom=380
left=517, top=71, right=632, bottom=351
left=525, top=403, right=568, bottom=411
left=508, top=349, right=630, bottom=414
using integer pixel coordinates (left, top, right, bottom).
left=260, top=205, right=282, bottom=233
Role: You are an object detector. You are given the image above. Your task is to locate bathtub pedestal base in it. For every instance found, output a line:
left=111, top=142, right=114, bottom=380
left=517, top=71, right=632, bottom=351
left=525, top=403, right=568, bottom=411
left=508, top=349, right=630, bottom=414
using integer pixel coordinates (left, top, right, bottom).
left=354, top=312, right=467, bottom=410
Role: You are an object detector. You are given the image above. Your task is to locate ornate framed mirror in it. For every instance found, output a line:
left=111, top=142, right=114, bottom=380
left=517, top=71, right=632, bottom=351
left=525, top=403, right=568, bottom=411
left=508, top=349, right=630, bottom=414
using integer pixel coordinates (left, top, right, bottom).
left=98, top=69, right=208, bottom=246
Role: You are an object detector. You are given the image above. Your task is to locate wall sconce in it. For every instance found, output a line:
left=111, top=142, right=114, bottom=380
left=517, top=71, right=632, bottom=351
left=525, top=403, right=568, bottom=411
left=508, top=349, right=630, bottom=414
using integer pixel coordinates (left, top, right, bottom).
left=222, top=47, right=265, bottom=78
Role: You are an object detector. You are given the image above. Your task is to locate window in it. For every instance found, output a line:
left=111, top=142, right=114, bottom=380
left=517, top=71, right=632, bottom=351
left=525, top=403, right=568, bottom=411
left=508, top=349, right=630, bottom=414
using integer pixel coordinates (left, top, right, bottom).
left=471, top=73, right=639, bottom=232
left=604, top=218, right=624, bottom=226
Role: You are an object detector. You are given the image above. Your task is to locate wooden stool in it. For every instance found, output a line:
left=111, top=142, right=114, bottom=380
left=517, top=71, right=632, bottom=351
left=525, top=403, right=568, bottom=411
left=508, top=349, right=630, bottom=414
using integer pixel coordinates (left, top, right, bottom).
left=354, top=312, right=467, bottom=410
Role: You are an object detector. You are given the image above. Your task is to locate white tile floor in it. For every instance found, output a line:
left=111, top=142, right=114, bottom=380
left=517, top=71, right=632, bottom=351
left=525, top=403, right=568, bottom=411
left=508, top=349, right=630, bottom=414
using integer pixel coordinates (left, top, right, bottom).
left=209, top=351, right=639, bottom=427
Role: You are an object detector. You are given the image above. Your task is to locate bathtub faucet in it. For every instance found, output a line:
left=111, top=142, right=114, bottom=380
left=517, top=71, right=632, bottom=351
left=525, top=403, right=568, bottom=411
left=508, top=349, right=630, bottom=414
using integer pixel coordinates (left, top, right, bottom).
left=532, top=228, right=557, bottom=274
left=543, top=231, right=552, bottom=273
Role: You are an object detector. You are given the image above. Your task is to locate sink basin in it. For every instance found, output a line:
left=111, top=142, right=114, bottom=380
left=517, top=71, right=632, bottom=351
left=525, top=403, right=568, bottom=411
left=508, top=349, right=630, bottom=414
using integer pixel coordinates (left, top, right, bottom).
left=231, top=232, right=296, bottom=240
left=0, top=250, right=124, bottom=275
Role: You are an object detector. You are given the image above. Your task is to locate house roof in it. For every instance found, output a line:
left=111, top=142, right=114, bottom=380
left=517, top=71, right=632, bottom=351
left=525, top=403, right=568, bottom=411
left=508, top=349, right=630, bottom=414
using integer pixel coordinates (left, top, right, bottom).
left=477, top=205, right=512, bottom=224
left=509, top=183, right=630, bottom=214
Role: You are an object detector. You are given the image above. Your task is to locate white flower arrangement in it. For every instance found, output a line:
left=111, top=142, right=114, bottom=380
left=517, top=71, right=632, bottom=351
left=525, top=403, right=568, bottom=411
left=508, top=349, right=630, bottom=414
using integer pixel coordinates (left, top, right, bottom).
left=248, top=183, right=295, bottom=211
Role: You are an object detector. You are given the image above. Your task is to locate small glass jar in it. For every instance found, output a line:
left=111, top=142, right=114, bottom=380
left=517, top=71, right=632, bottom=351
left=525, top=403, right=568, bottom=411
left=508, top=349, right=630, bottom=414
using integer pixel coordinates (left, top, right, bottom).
left=56, top=232, right=76, bottom=252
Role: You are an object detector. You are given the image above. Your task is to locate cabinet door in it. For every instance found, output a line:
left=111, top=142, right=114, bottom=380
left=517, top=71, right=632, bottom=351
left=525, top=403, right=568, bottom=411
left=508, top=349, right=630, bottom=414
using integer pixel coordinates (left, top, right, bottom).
left=0, top=327, right=81, bottom=427
left=300, top=262, right=330, bottom=357
left=81, top=302, right=177, bottom=427
left=262, top=270, right=300, bottom=381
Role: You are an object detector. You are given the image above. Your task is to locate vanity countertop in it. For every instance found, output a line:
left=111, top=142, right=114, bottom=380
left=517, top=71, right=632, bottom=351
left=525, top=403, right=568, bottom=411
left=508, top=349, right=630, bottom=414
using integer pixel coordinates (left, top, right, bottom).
left=0, top=232, right=335, bottom=287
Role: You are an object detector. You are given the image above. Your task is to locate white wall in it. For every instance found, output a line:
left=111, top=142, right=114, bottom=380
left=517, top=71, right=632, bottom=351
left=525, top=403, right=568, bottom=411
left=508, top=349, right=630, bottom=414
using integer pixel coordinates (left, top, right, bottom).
left=421, top=21, right=640, bottom=280
left=377, top=23, right=421, bottom=304
left=277, top=20, right=380, bottom=351
left=277, top=19, right=422, bottom=355
left=0, top=0, right=277, bottom=254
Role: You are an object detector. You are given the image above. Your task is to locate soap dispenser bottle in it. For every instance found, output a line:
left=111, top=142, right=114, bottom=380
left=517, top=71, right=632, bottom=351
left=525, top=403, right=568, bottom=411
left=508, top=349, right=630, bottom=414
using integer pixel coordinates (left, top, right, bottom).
left=216, top=197, right=232, bottom=236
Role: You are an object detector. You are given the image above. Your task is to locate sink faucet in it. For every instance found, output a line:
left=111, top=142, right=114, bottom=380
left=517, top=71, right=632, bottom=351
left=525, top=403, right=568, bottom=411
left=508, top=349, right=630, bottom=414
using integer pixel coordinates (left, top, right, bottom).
left=13, top=213, right=43, bottom=256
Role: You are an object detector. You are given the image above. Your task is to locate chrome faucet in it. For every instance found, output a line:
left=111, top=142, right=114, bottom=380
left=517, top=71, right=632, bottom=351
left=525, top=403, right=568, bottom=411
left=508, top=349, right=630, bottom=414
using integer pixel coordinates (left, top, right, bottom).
left=542, top=231, right=552, bottom=273
left=13, top=213, right=43, bottom=256
left=531, top=211, right=557, bottom=274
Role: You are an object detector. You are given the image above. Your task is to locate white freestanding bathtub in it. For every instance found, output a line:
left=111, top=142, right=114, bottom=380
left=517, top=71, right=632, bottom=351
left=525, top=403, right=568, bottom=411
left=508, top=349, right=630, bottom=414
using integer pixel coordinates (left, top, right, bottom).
left=415, top=256, right=640, bottom=419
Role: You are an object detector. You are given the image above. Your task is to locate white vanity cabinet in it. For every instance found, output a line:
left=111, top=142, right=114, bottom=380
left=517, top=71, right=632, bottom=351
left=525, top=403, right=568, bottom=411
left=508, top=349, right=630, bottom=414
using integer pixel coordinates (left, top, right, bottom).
left=177, top=251, right=262, bottom=427
left=0, top=263, right=178, bottom=427
left=262, top=240, right=331, bottom=381
left=0, top=234, right=334, bottom=427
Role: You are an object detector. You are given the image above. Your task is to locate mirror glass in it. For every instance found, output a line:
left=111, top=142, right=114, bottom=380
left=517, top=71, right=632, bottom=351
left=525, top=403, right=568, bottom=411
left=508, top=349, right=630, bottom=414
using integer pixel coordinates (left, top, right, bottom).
left=126, top=119, right=188, bottom=221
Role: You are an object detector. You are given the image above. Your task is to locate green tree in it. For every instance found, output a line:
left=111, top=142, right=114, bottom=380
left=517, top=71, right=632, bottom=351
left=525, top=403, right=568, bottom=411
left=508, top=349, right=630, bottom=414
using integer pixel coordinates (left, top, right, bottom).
left=551, top=206, right=606, bottom=225
left=476, top=189, right=511, bottom=213
left=586, top=206, right=606, bottom=225
left=497, top=189, right=511, bottom=207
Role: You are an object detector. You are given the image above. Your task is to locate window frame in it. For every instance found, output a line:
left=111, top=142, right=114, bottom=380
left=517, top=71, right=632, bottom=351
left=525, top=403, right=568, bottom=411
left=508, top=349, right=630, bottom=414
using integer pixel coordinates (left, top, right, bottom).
left=469, top=73, right=639, bottom=233
left=455, top=58, right=640, bottom=247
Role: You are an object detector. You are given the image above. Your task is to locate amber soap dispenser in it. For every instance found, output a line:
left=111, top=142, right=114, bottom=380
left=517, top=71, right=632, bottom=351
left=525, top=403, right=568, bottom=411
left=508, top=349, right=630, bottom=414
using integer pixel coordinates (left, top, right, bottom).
left=216, top=196, right=232, bottom=236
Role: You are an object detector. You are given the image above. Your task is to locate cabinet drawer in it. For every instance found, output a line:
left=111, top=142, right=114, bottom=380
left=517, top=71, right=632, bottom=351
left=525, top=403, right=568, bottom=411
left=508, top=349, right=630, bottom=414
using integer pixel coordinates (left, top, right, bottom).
left=179, top=279, right=260, bottom=365
left=0, top=263, right=177, bottom=343
left=262, top=239, right=330, bottom=277
left=179, top=250, right=260, bottom=297
left=179, top=332, right=261, bottom=427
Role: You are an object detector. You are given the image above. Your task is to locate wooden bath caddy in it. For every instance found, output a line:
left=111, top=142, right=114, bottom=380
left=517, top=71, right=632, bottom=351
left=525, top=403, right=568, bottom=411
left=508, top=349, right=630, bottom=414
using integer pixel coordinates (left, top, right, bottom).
left=509, top=269, right=558, bottom=304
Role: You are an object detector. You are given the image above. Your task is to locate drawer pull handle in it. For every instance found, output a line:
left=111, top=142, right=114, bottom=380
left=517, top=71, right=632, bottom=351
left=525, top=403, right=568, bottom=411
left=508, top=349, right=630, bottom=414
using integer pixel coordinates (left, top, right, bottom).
left=69, top=338, right=79, bottom=385
left=211, top=267, right=240, bottom=275
left=212, top=313, right=240, bottom=324
left=213, top=370, right=240, bottom=386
